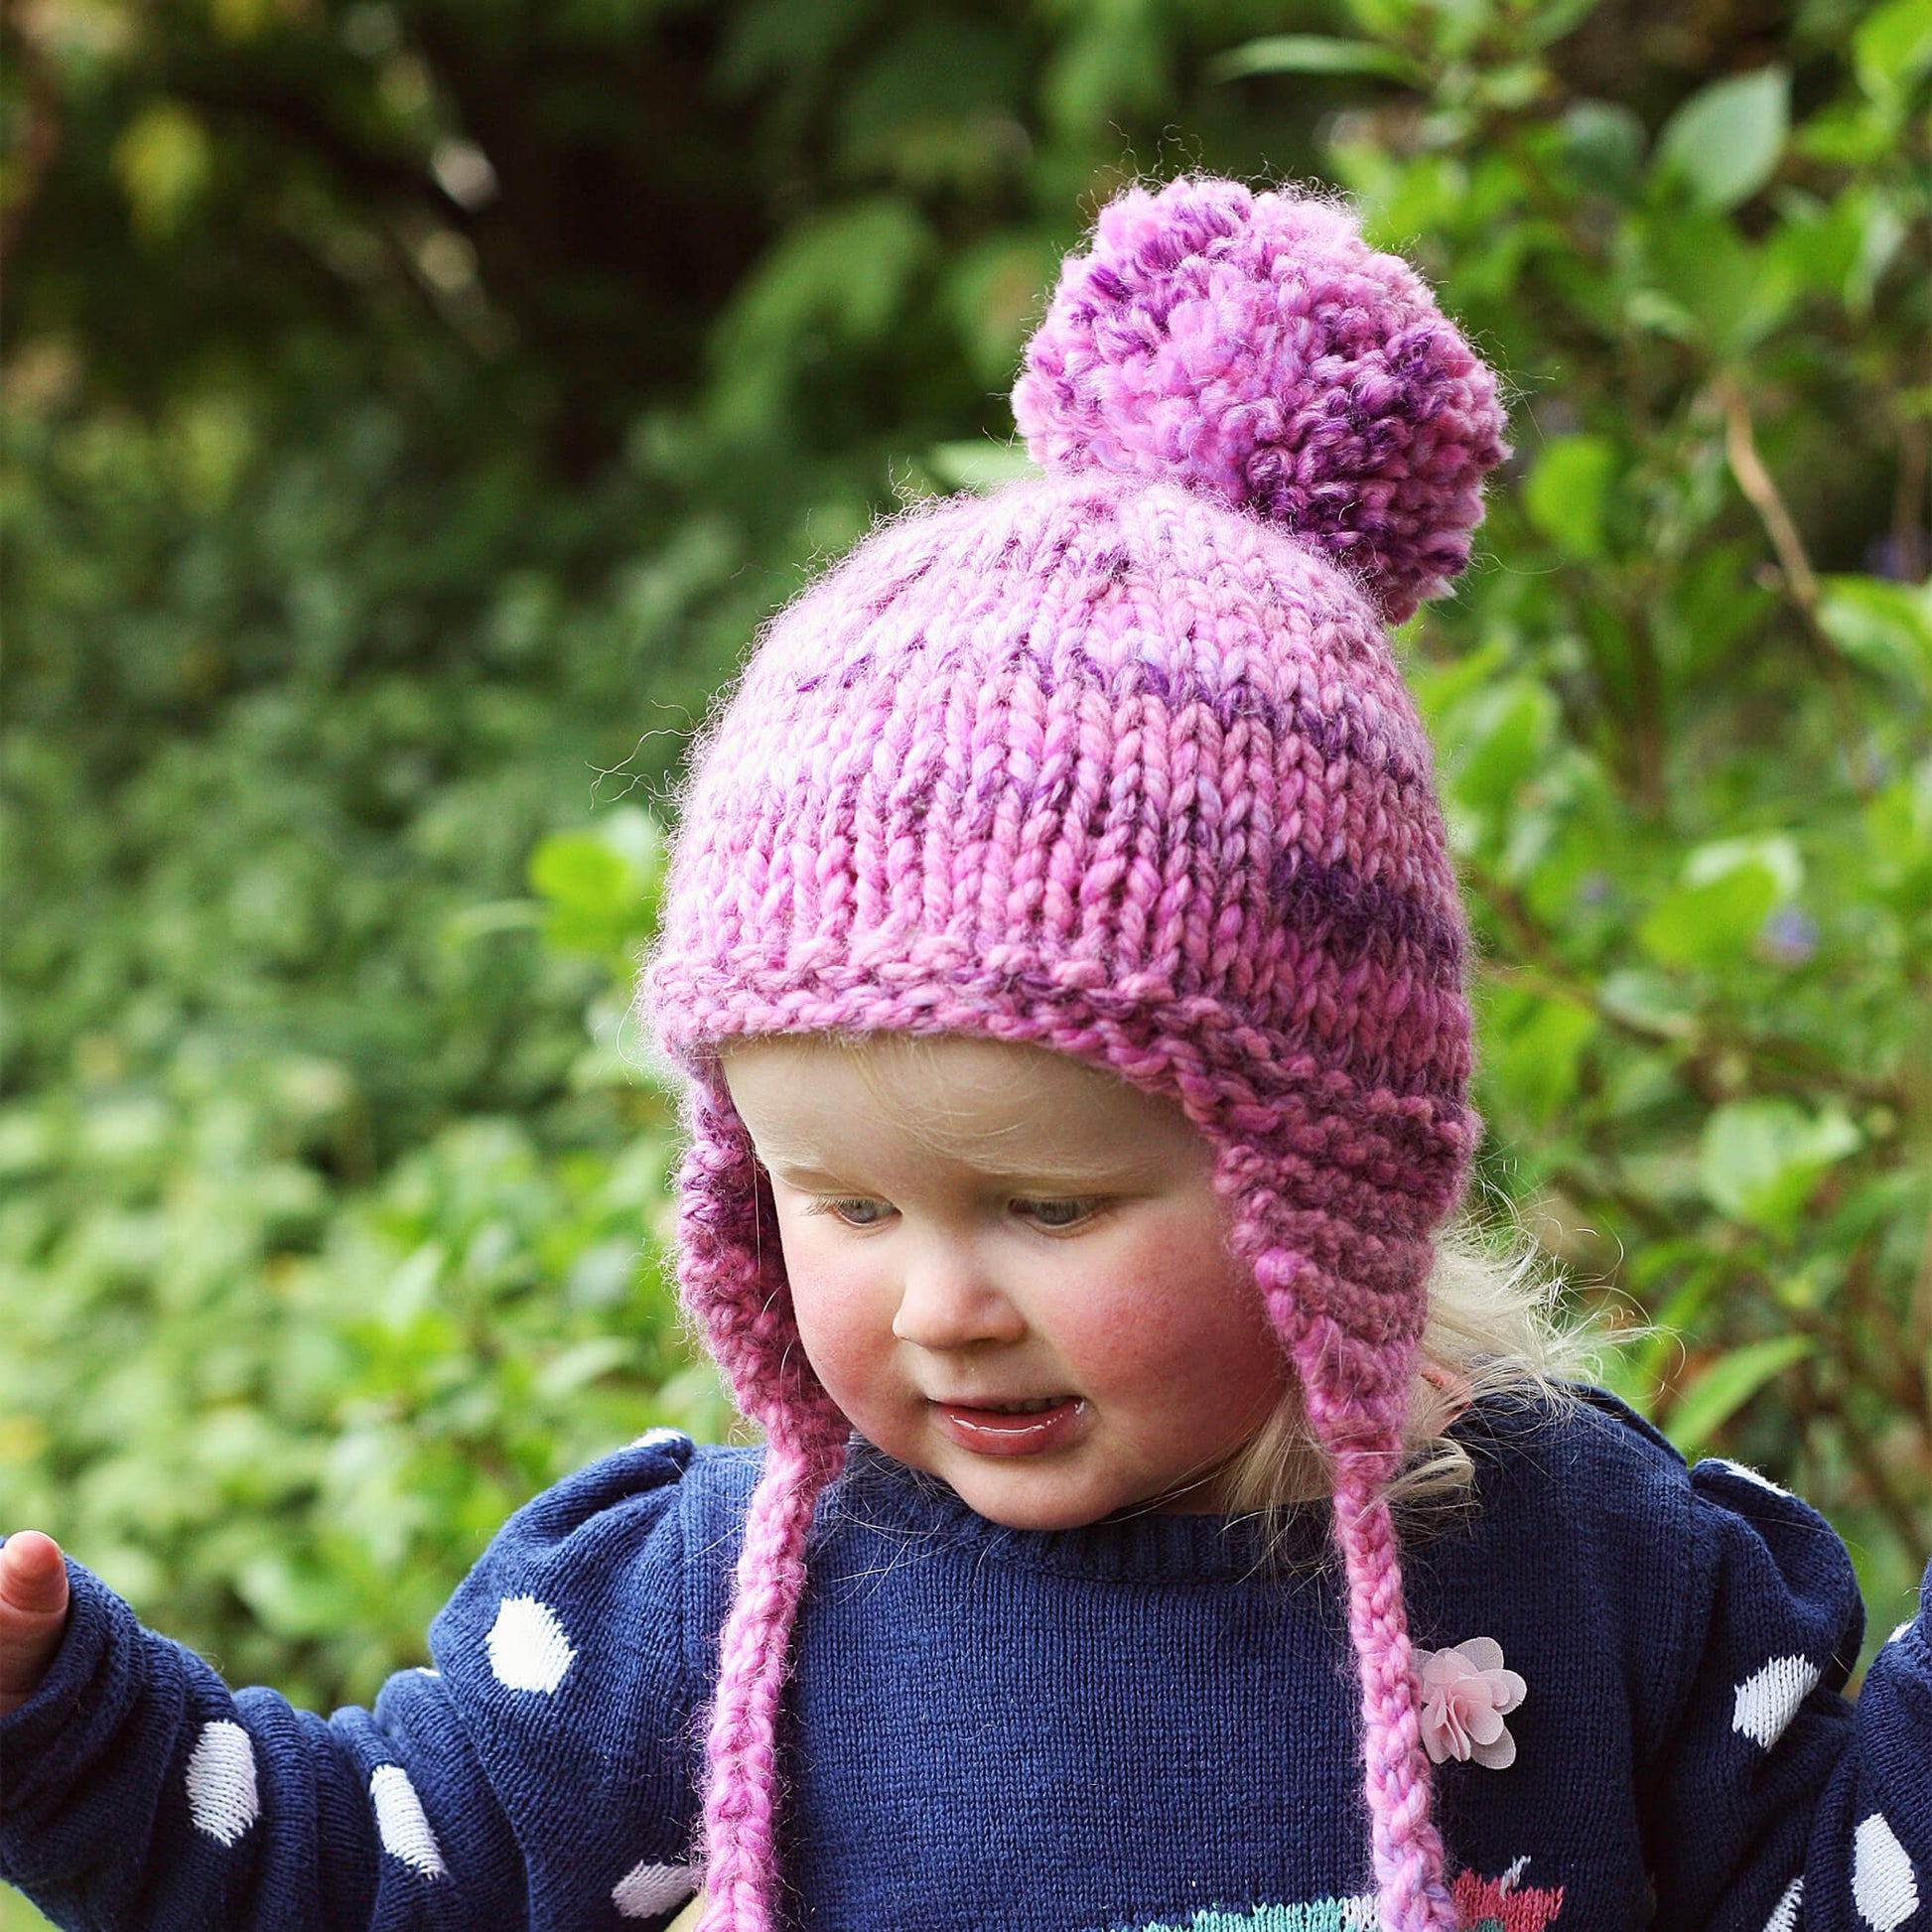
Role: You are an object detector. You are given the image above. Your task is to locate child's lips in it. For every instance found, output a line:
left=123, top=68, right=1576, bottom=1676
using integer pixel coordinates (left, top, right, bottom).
left=928, top=1396, right=1090, bottom=1455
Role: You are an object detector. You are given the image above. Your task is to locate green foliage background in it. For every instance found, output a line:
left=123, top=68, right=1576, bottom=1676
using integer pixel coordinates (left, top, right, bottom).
left=3, top=2, right=1929, bottom=1915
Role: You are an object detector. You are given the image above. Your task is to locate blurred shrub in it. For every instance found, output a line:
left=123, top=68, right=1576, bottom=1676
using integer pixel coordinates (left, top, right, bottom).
left=0, top=805, right=727, bottom=1711
left=1, top=4, right=1927, bottom=1839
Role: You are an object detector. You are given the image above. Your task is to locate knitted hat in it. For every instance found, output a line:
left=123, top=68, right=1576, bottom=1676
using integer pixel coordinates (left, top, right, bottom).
left=639, top=173, right=1509, bottom=1932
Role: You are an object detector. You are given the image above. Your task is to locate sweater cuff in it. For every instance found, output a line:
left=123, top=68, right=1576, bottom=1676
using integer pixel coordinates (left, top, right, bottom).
left=0, top=1557, right=133, bottom=1823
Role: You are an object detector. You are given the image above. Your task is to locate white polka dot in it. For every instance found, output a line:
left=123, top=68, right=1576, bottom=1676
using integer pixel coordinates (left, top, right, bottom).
left=1716, top=1457, right=1791, bottom=1497
left=1763, top=1875, right=1803, bottom=1932
left=1853, top=1812, right=1919, bottom=1932
left=485, top=1594, right=576, bottom=1694
left=612, top=1859, right=701, bottom=1918
left=185, top=1720, right=259, bottom=1847
left=1888, top=1619, right=1915, bottom=1646
left=631, top=1427, right=689, bottom=1449
left=369, top=1764, right=448, bottom=1878
left=1732, top=1654, right=1821, bottom=1748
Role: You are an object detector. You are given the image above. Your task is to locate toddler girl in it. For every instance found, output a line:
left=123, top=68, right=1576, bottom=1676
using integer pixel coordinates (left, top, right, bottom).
left=3, top=173, right=1928, bottom=1932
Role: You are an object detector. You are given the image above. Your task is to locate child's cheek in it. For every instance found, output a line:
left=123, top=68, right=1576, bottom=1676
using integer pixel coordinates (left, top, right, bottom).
left=782, top=1246, right=897, bottom=1411
left=1061, top=1219, right=1280, bottom=1417
left=1036, top=1259, right=1206, bottom=1396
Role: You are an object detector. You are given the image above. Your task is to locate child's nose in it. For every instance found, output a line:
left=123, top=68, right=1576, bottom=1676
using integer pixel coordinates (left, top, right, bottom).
left=890, top=1242, right=1028, bottom=1351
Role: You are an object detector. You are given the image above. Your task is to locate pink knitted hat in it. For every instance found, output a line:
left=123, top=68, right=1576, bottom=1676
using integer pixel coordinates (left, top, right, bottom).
left=639, top=174, right=1509, bottom=1932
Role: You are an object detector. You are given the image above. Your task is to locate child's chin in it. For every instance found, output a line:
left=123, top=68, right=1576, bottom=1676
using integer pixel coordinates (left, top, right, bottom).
left=939, top=1464, right=1136, bottom=1533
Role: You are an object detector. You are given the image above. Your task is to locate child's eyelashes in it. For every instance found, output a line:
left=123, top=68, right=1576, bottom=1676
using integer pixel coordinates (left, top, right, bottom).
left=800, top=1195, right=1108, bottom=1233
left=1020, top=1197, right=1106, bottom=1230
left=805, top=1196, right=893, bottom=1228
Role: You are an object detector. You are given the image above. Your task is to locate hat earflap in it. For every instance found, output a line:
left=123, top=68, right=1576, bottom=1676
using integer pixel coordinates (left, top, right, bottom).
left=1245, top=1224, right=1458, bottom=1932
left=674, top=1086, right=848, bottom=1932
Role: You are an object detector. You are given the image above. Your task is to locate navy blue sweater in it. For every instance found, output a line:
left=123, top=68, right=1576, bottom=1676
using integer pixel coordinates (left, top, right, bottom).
left=4, top=1387, right=1929, bottom=1931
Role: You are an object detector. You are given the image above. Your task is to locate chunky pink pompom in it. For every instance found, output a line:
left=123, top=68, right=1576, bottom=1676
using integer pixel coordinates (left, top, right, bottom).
left=1012, top=175, right=1509, bottom=622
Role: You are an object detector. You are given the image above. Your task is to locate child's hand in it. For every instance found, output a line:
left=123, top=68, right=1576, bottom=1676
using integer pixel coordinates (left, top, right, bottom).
left=1, top=1531, right=71, bottom=1719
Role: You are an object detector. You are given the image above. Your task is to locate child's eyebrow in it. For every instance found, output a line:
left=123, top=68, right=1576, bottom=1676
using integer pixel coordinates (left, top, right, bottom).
left=760, top=1161, right=869, bottom=1187
left=757, top=1150, right=1146, bottom=1189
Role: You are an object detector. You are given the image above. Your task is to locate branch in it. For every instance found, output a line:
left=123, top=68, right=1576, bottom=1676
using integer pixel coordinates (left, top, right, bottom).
left=1794, top=1341, right=1928, bottom=1565
left=1909, top=1196, right=1932, bottom=1364
left=1466, top=864, right=1905, bottom=1106
left=1716, top=371, right=1819, bottom=608
left=0, top=14, right=64, bottom=278
left=1839, top=1242, right=1927, bottom=1422
left=1833, top=1395, right=1930, bottom=1562
left=1712, top=372, right=1874, bottom=792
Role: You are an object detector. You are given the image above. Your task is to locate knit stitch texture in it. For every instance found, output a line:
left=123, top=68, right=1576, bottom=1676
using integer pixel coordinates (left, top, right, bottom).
left=5, top=1391, right=1930, bottom=1931
left=638, top=174, right=1509, bottom=1931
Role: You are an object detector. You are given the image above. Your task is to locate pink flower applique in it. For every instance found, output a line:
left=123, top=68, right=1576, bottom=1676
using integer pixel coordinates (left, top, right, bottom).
left=1415, top=1636, right=1527, bottom=1768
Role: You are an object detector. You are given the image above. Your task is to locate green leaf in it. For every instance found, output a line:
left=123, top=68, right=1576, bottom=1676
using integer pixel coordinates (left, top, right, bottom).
left=526, top=811, right=664, bottom=963
left=925, top=441, right=1042, bottom=494
left=1408, top=638, right=1510, bottom=731
left=1591, top=1334, right=1664, bottom=1417
left=1700, top=1099, right=1862, bottom=1235
left=1481, top=986, right=1598, bottom=1126
left=1042, top=0, right=1168, bottom=135
left=1683, top=834, right=1802, bottom=900
left=716, top=0, right=875, bottom=93
left=1861, top=763, right=1932, bottom=893
left=1523, top=434, right=1617, bottom=559
left=1653, top=68, right=1790, bottom=210
left=234, top=1552, right=360, bottom=1640
left=1637, top=207, right=1791, bottom=352
left=1637, top=837, right=1800, bottom=968
left=1596, top=969, right=1698, bottom=1040
left=111, top=100, right=213, bottom=240
left=1792, top=97, right=1896, bottom=166
left=533, top=1337, right=635, bottom=1399
left=1638, top=868, right=1778, bottom=968
left=1339, top=0, right=1423, bottom=38
left=1818, top=575, right=1932, bottom=704
left=1559, top=100, right=1646, bottom=201
left=1764, top=185, right=1899, bottom=316
left=1525, top=0, right=1611, bottom=48
left=443, top=899, right=545, bottom=948
left=1855, top=0, right=1932, bottom=107
left=1667, top=1334, right=1815, bottom=1458
left=942, top=232, right=1061, bottom=388
left=529, top=833, right=632, bottom=918
left=1444, top=678, right=1560, bottom=817
left=708, top=199, right=935, bottom=434
left=1205, top=36, right=1421, bottom=83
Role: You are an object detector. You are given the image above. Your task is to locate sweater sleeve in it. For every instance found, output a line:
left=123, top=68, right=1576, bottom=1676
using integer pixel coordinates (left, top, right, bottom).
left=0, top=1432, right=710, bottom=1932
left=1642, top=1455, right=1931, bottom=1932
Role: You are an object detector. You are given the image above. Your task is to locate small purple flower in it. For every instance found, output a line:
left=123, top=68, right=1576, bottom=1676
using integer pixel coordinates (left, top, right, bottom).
left=1758, top=906, right=1818, bottom=968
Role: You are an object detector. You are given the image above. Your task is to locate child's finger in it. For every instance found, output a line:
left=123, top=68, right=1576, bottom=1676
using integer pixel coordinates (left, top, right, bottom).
left=1, top=1531, right=70, bottom=1618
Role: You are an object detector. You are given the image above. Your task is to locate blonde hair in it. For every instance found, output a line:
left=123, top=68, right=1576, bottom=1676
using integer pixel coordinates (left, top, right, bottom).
left=1202, top=1199, right=1621, bottom=1549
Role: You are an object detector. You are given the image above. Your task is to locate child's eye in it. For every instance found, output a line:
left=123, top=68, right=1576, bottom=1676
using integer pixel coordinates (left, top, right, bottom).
left=1015, top=1197, right=1103, bottom=1230
left=807, top=1197, right=893, bottom=1228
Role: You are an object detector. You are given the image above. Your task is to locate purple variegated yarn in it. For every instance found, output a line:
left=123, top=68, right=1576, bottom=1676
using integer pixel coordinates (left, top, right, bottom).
left=639, top=174, right=1510, bottom=1932
left=1015, top=176, right=1505, bottom=624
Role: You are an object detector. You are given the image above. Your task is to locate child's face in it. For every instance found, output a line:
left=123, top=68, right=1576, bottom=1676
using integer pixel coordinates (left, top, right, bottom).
left=719, top=1033, right=1291, bottom=1530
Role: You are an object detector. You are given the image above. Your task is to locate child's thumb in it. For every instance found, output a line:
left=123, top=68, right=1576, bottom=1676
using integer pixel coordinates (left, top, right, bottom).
left=1, top=1531, right=70, bottom=1618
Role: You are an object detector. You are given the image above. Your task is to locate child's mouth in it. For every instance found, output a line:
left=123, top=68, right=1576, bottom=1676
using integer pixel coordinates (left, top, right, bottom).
left=929, top=1396, right=1089, bottom=1455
